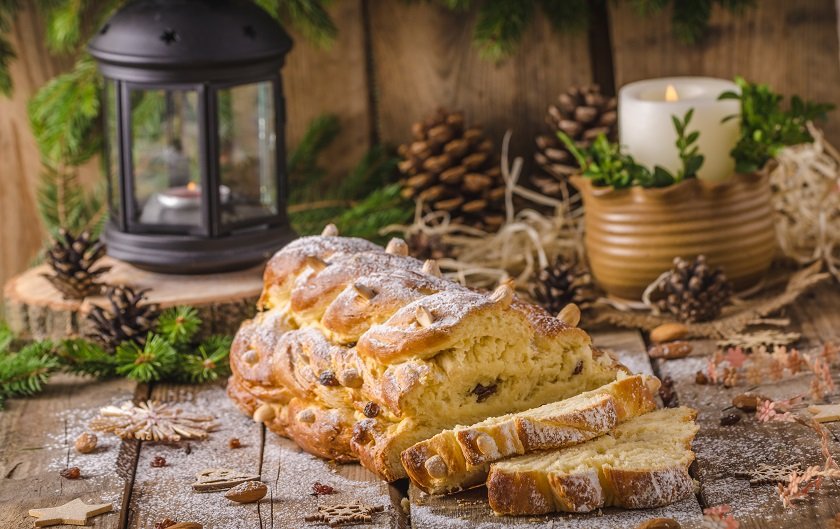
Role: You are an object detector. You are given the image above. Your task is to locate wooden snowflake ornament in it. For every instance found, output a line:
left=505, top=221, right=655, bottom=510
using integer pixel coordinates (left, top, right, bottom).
left=305, top=503, right=384, bottom=527
left=735, top=463, right=802, bottom=485
left=90, top=400, right=218, bottom=442
left=29, top=498, right=113, bottom=527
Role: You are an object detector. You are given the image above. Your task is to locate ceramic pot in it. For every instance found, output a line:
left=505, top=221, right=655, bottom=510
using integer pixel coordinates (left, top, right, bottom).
left=571, top=170, right=776, bottom=301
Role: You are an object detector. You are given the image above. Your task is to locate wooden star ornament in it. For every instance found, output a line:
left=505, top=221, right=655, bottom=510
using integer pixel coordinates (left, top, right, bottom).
left=28, top=498, right=113, bottom=527
left=809, top=404, right=840, bottom=423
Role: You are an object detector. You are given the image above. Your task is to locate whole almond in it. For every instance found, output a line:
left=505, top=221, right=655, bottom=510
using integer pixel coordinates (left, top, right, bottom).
left=732, top=392, right=770, bottom=412
left=650, top=323, right=689, bottom=344
left=636, top=518, right=681, bottom=529
left=648, top=341, right=693, bottom=360
left=225, top=480, right=268, bottom=503
left=557, top=303, right=581, bottom=327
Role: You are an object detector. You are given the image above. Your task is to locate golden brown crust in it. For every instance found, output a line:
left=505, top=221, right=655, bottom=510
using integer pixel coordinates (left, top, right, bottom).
left=401, top=375, right=658, bottom=495
left=228, top=234, right=628, bottom=481
left=486, top=407, right=699, bottom=515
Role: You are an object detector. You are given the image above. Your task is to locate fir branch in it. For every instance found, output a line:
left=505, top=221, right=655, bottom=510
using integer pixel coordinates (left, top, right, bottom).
left=115, top=333, right=178, bottom=383
left=334, top=183, right=413, bottom=242
left=37, top=165, right=106, bottom=237
left=0, top=341, right=59, bottom=408
left=28, top=56, right=101, bottom=167
left=179, top=335, right=232, bottom=383
left=0, top=322, right=13, bottom=353
left=335, top=144, right=399, bottom=199
left=57, top=338, right=117, bottom=378
left=538, top=0, right=588, bottom=32
left=0, top=0, right=21, bottom=96
left=155, top=306, right=201, bottom=346
left=288, top=113, right=341, bottom=202
left=472, top=0, right=535, bottom=61
left=276, top=0, right=337, bottom=48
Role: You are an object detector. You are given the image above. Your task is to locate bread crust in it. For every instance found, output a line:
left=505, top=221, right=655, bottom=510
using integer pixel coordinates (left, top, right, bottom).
left=228, top=234, right=628, bottom=481
left=486, top=407, right=699, bottom=515
left=401, top=375, right=658, bottom=494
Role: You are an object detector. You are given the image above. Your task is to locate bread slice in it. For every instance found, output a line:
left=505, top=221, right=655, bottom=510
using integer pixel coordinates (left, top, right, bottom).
left=401, top=374, right=660, bottom=494
left=487, top=407, right=699, bottom=515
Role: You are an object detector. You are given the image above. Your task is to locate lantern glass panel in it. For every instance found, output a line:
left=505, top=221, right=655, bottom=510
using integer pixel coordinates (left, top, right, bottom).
left=104, top=79, right=120, bottom=220
left=217, top=81, right=278, bottom=227
left=130, top=87, right=202, bottom=228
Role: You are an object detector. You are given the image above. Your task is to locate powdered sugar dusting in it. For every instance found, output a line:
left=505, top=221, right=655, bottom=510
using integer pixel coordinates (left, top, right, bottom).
left=410, top=485, right=701, bottom=528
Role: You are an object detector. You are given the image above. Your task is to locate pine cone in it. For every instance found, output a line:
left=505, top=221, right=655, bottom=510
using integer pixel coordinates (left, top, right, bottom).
left=649, top=255, right=733, bottom=322
left=532, top=85, right=617, bottom=199
left=41, top=229, right=111, bottom=299
left=87, top=286, right=160, bottom=352
left=532, top=256, right=597, bottom=315
left=398, top=109, right=505, bottom=231
left=406, top=231, right=448, bottom=261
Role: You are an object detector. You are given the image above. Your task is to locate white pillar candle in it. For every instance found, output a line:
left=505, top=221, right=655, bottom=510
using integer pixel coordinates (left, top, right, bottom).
left=618, top=77, right=740, bottom=182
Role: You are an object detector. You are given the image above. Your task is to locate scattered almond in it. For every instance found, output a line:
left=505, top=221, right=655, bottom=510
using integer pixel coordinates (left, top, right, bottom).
left=732, top=392, right=770, bottom=412
left=225, top=480, right=268, bottom=503
left=636, top=518, right=681, bottom=529
left=648, top=341, right=693, bottom=360
left=650, top=323, right=689, bottom=344
left=253, top=403, right=275, bottom=423
left=74, top=432, right=98, bottom=454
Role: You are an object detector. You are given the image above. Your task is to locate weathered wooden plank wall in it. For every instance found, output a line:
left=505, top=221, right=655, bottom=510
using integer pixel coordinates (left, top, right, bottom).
left=2, top=0, right=840, bottom=300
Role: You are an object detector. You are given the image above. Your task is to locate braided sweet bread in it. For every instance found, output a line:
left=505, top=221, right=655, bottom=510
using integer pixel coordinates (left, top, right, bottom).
left=227, top=226, right=626, bottom=481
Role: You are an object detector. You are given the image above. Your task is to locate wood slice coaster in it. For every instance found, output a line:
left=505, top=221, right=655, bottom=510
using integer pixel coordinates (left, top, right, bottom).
left=3, top=256, right=263, bottom=340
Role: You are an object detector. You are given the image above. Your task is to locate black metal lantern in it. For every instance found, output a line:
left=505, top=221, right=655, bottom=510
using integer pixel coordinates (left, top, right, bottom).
left=88, top=0, right=295, bottom=273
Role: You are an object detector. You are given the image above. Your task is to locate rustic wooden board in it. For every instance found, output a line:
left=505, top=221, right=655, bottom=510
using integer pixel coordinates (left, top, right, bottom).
left=654, top=286, right=840, bottom=528
left=367, top=0, right=593, bottom=166
left=124, top=382, right=263, bottom=529
left=3, top=256, right=262, bottom=341
left=608, top=0, right=840, bottom=144
left=283, top=0, right=373, bottom=181
left=261, top=434, right=407, bottom=529
left=0, top=374, right=138, bottom=528
left=408, top=328, right=704, bottom=528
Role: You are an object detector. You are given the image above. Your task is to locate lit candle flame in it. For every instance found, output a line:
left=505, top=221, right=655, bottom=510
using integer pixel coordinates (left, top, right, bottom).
left=187, top=181, right=197, bottom=191
left=665, top=84, right=679, bottom=102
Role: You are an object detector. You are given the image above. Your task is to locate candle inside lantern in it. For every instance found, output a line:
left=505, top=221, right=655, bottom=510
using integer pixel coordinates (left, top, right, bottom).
left=619, top=77, right=740, bottom=182
left=159, top=181, right=202, bottom=209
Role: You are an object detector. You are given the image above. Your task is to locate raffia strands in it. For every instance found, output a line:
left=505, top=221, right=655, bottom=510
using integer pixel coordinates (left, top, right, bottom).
left=771, top=124, right=840, bottom=280
left=384, top=130, right=584, bottom=292
left=590, top=262, right=830, bottom=339
left=89, top=400, right=218, bottom=443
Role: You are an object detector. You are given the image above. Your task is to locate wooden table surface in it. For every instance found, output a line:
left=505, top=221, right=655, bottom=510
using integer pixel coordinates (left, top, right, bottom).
left=2, top=287, right=840, bottom=529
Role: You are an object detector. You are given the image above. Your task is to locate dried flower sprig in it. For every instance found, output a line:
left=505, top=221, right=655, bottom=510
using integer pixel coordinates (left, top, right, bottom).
left=777, top=418, right=840, bottom=507
left=701, top=504, right=739, bottom=529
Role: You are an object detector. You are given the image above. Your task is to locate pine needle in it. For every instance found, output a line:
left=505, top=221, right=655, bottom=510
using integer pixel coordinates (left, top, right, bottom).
left=278, top=0, right=337, bottom=49
left=155, top=306, right=202, bottom=346
left=473, top=0, right=535, bottom=61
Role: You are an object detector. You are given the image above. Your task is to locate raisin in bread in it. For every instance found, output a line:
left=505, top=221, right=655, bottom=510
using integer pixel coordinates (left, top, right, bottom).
left=487, top=407, right=699, bottom=515
left=401, top=373, right=659, bottom=494
left=227, top=227, right=627, bottom=481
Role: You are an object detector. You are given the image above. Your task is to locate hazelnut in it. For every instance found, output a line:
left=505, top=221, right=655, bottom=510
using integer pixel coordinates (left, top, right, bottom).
left=74, top=432, right=98, bottom=454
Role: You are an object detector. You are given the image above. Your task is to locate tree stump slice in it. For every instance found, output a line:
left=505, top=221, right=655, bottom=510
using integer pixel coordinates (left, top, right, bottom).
left=3, top=256, right=263, bottom=340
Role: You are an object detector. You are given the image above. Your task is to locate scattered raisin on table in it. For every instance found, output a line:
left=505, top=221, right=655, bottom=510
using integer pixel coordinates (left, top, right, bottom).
left=151, top=455, right=167, bottom=468
left=60, top=467, right=81, bottom=479
left=311, top=481, right=337, bottom=495
left=228, top=438, right=242, bottom=449
left=720, top=413, right=741, bottom=426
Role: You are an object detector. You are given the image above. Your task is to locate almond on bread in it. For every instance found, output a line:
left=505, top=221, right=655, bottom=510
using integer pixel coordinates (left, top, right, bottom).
left=487, top=407, right=699, bottom=515
left=401, top=373, right=660, bottom=494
